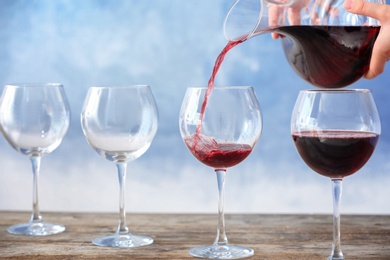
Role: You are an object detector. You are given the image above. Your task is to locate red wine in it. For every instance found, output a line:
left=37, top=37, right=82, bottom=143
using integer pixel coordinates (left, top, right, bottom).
left=195, top=39, right=244, bottom=138
left=200, top=26, right=379, bottom=129
left=292, top=130, right=379, bottom=179
left=194, top=26, right=378, bottom=149
left=193, top=39, right=244, bottom=150
left=278, top=26, right=380, bottom=88
left=185, top=134, right=252, bottom=169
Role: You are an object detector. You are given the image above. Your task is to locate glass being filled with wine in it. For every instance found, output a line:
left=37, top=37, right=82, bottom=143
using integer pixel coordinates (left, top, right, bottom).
left=0, top=83, right=70, bottom=236
left=291, top=89, right=381, bottom=260
left=179, top=86, right=262, bottom=259
left=81, top=85, right=158, bottom=248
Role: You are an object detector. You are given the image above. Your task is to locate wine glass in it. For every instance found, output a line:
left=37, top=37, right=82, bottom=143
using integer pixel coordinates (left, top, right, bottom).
left=291, top=89, right=381, bottom=260
left=179, top=86, right=262, bottom=259
left=80, top=85, right=158, bottom=248
left=0, top=83, right=70, bottom=236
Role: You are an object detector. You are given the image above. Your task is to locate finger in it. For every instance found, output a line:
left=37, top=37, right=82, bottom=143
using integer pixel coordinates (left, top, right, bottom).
left=271, top=32, right=281, bottom=39
left=288, top=7, right=302, bottom=25
left=268, top=4, right=282, bottom=27
left=365, top=57, right=387, bottom=79
left=344, top=0, right=388, bottom=21
left=269, top=4, right=284, bottom=39
left=364, top=27, right=390, bottom=79
left=365, top=48, right=388, bottom=79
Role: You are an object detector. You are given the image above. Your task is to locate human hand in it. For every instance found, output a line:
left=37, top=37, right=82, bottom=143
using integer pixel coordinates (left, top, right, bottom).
left=344, top=0, right=390, bottom=79
left=269, top=0, right=310, bottom=39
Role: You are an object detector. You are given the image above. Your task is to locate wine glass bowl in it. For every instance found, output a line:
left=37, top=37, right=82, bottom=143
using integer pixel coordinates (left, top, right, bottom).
left=179, top=86, right=262, bottom=259
left=0, top=83, right=70, bottom=236
left=291, top=89, right=380, bottom=259
left=81, top=85, right=158, bottom=248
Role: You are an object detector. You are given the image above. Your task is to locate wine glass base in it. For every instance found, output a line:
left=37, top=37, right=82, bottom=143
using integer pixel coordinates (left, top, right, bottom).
left=189, top=244, right=254, bottom=259
left=92, top=234, right=154, bottom=248
left=7, top=222, right=65, bottom=236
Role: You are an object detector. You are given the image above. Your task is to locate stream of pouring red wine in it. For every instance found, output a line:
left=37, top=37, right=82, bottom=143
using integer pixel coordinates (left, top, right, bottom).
left=193, top=38, right=246, bottom=149
left=192, top=25, right=379, bottom=149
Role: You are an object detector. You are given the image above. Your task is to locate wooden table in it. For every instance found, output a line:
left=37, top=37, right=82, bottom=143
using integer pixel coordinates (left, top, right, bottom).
left=0, top=211, right=389, bottom=259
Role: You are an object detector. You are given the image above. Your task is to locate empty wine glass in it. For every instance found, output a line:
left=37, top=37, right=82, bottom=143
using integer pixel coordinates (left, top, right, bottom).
left=291, top=89, right=381, bottom=260
left=179, top=86, right=262, bottom=259
left=0, top=83, right=70, bottom=236
left=81, top=85, right=158, bottom=248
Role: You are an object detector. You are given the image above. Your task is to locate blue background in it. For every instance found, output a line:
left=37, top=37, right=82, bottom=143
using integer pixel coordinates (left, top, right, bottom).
left=0, top=0, right=389, bottom=214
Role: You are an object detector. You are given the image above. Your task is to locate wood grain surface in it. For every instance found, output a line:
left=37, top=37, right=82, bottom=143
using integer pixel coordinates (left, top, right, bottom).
left=0, top=211, right=389, bottom=259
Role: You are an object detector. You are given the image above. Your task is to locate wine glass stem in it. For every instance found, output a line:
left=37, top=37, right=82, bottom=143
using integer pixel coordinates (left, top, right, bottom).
left=116, top=162, right=129, bottom=235
left=30, top=155, right=43, bottom=223
left=330, top=179, right=344, bottom=260
left=214, top=169, right=228, bottom=246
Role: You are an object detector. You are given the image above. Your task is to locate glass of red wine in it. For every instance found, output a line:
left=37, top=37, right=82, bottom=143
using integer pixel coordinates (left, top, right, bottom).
left=81, top=85, right=158, bottom=248
left=291, top=89, right=381, bottom=260
left=179, top=86, right=262, bottom=259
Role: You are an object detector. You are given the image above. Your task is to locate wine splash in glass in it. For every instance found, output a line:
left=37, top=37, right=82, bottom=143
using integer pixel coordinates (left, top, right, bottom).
left=81, top=85, right=158, bottom=248
left=291, top=89, right=381, bottom=260
left=180, top=86, right=262, bottom=259
left=0, top=83, right=70, bottom=236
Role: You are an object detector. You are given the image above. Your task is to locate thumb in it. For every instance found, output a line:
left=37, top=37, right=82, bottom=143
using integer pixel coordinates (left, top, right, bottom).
left=344, top=0, right=386, bottom=21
